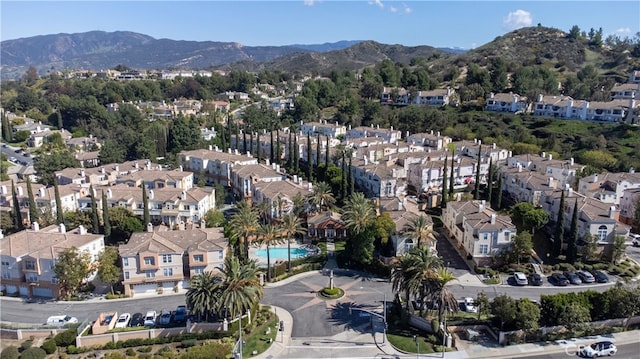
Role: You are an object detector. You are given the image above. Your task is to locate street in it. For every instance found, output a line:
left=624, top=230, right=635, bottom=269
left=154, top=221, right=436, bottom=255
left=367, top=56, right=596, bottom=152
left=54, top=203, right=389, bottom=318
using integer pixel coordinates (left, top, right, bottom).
left=1, top=143, right=34, bottom=166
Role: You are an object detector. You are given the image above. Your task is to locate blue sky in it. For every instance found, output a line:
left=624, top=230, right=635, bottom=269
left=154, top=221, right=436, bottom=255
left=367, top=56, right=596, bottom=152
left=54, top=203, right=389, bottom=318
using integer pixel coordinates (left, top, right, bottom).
left=1, top=1, right=638, bottom=49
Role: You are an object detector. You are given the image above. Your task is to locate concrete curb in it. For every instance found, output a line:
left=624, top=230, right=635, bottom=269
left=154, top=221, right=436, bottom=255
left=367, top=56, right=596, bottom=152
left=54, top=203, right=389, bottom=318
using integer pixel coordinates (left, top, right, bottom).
left=252, top=305, right=293, bottom=359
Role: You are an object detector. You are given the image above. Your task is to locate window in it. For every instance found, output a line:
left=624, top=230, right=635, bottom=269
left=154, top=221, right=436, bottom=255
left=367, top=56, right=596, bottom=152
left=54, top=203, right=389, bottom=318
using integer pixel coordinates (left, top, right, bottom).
left=1, top=272, right=10, bottom=280
left=193, top=267, right=204, bottom=275
left=184, top=204, right=190, bottom=210
left=27, top=273, right=38, bottom=282
left=193, top=255, right=204, bottom=263
left=144, top=257, right=155, bottom=266
left=145, top=271, right=155, bottom=279
left=163, top=268, right=173, bottom=277
left=51, top=277, right=58, bottom=284
left=123, top=258, right=129, bottom=267
left=162, top=254, right=172, bottom=263
left=124, top=272, right=130, bottom=280
left=479, top=244, right=489, bottom=254
left=1, top=260, right=9, bottom=266
left=598, top=225, right=608, bottom=241
left=25, top=261, right=36, bottom=270
left=218, top=251, right=223, bottom=259
left=483, top=233, right=488, bottom=241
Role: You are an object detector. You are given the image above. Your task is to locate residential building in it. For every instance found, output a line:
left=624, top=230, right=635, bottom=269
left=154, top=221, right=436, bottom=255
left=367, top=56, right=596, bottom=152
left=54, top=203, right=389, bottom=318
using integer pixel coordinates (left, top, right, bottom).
left=485, top=92, right=530, bottom=113
left=253, top=178, right=312, bottom=221
left=499, top=166, right=559, bottom=206
left=413, top=88, right=455, bottom=106
left=443, top=200, right=516, bottom=266
left=307, top=211, right=347, bottom=240
left=300, top=120, right=347, bottom=139
left=577, top=170, right=640, bottom=205
left=506, top=153, right=584, bottom=188
left=115, top=168, right=194, bottom=190
left=405, top=131, right=452, bottom=150
left=619, top=188, right=640, bottom=226
left=28, top=129, right=72, bottom=148
left=346, top=125, right=402, bottom=144
left=118, top=226, right=228, bottom=297
left=610, top=83, right=639, bottom=100
left=380, top=87, right=411, bottom=105
left=0, top=223, right=105, bottom=298
left=352, top=157, right=405, bottom=198
left=230, top=162, right=285, bottom=202
left=180, top=148, right=258, bottom=186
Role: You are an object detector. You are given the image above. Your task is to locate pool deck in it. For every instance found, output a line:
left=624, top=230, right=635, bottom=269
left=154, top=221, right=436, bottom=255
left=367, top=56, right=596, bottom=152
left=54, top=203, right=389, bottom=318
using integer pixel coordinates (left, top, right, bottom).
left=249, top=242, right=319, bottom=266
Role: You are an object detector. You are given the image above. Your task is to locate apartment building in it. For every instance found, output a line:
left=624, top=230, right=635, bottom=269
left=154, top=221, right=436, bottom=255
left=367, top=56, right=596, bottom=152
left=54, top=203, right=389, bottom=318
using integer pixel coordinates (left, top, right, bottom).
left=577, top=170, right=640, bottom=205
left=180, top=148, right=258, bottom=187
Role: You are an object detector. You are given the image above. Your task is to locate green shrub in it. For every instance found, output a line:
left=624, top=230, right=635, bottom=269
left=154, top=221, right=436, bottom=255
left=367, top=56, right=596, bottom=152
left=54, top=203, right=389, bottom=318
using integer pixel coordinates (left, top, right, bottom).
left=125, top=348, right=137, bottom=356
left=19, top=347, right=46, bottom=359
left=41, top=339, right=57, bottom=354
left=558, top=263, right=575, bottom=272
left=0, top=346, right=19, bottom=359
left=137, top=347, right=153, bottom=353
left=54, top=329, right=77, bottom=347
left=323, top=287, right=339, bottom=296
left=20, top=340, right=33, bottom=351
left=104, top=353, right=126, bottom=359
left=181, top=339, right=197, bottom=348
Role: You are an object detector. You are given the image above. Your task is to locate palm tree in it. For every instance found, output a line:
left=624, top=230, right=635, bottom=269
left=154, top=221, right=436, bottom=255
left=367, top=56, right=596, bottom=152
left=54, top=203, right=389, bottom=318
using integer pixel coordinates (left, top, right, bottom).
left=229, top=200, right=259, bottom=261
left=309, top=182, right=335, bottom=212
left=391, top=246, right=443, bottom=316
left=403, top=215, right=435, bottom=248
left=186, top=271, right=219, bottom=321
left=342, top=192, right=376, bottom=235
left=258, top=222, right=280, bottom=281
left=281, top=213, right=307, bottom=272
left=214, top=256, right=263, bottom=321
left=427, top=268, right=459, bottom=323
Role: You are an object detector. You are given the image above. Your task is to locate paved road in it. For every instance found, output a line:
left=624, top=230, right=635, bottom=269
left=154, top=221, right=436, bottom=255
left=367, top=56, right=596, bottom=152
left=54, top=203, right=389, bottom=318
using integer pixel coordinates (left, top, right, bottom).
left=523, top=342, right=638, bottom=359
left=1, top=143, right=34, bottom=166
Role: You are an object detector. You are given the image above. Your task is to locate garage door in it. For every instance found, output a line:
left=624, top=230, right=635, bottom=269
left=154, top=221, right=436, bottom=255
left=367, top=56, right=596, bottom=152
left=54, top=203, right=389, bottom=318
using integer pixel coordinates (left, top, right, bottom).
left=161, top=281, right=174, bottom=290
left=19, top=286, right=29, bottom=296
left=133, top=283, right=158, bottom=296
left=178, top=280, right=190, bottom=289
left=5, top=285, right=17, bottom=295
left=34, top=287, right=53, bottom=298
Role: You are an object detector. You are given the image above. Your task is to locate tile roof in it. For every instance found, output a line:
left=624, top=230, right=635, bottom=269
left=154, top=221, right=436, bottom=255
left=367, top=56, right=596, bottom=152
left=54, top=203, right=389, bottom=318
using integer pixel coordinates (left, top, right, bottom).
left=119, top=227, right=227, bottom=256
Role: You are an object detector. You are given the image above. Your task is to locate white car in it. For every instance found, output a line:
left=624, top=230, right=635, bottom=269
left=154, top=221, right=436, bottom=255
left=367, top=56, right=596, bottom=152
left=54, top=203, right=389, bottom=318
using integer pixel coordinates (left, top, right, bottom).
left=143, top=311, right=157, bottom=327
left=630, top=234, right=640, bottom=247
left=46, top=315, right=78, bottom=326
left=115, top=313, right=131, bottom=328
left=580, top=341, right=617, bottom=357
left=463, top=297, right=478, bottom=313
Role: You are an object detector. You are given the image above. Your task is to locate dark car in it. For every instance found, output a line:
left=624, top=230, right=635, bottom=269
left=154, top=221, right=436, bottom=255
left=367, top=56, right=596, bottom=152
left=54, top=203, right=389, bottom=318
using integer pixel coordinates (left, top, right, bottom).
left=129, top=313, right=144, bottom=327
left=550, top=273, right=569, bottom=286
left=529, top=273, right=544, bottom=286
left=173, top=305, right=188, bottom=322
left=159, top=310, right=172, bottom=326
left=576, top=270, right=595, bottom=283
left=563, top=271, right=582, bottom=285
left=591, top=270, right=609, bottom=283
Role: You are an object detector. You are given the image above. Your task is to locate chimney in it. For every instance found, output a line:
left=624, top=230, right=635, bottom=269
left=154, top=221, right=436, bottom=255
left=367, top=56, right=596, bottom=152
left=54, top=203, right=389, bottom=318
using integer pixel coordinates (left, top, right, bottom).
left=59, top=223, right=66, bottom=233
left=276, top=164, right=280, bottom=172
left=265, top=159, right=270, bottom=166
left=179, top=221, right=185, bottom=231
left=293, top=175, right=298, bottom=183
left=308, top=182, right=313, bottom=191
left=101, top=166, right=105, bottom=174
left=490, top=213, right=496, bottom=224
left=147, top=222, right=153, bottom=232
left=542, top=152, right=546, bottom=159
left=363, top=155, right=368, bottom=165
left=517, top=163, right=522, bottom=173
left=32, top=222, right=40, bottom=231
left=179, top=165, right=183, bottom=172
left=568, top=188, right=573, bottom=197
left=134, top=161, right=139, bottom=169
left=0, top=185, right=5, bottom=194
left=38, top=187, right=45, bottom=197
left=80, top=168, right=85, bottom=177
left=115, top=165, right=119, bottom=172
left=570, top=158, right=574, bottom=166
left=107, top=188, right=112, bottom=199
left=0, top=229, right=3, bottom=239
left=78, top=225, right=87, bottom=235
left=630, top=167, right=636, bottom=174
left=272, top=162, right=276, bottom=170
left=548, top=177, right=554, bottom=187
left=593, top=174, right=598, bottom=183
left=247, top=151, right=251, bottom=157
left=478, top=202, right=485, bottom=213
left=228, top=148, right=232, bottom=153
left=181, top=190, right=187, bottom=200
left=200, top=219, right=206, bottom=229
left=148, top=189, right=154, bottom=199
left=397, top=201, right=403, bottom=211
left=548, top=154, right=553, bottom=161
left=492, top=143, right=496, bottom=150
left=17, top=186, right=23, bottom=196
left=609, top=206, right=616, bottom=219
left=456, top=192, right=462, bottom=201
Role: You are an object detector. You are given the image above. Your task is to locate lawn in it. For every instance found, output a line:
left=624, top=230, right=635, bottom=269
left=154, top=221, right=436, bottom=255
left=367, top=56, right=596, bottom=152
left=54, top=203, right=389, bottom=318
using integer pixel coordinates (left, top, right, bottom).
left=242, top=308, right=278, bottom=357
left=387, top=323, right=438, bottom=354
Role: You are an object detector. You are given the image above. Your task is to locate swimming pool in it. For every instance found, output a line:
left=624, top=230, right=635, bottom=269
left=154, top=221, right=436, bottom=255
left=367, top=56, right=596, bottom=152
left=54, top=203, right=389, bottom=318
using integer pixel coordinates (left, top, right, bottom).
left=254, top=247, right=309, bottom=260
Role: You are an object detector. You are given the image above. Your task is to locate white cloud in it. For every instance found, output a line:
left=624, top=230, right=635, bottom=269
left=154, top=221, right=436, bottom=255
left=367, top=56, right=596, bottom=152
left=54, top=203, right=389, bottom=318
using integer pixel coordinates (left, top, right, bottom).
left=389, top=5, right=397, bottom=13
left=403, top=3, right=412, bottom=14
left=303, top=0, right=315, bottom=6
left=615, top=27, right=631, bottom=34
left=503, top=9, right=533, bottom=30
left=368, top=0, right=384, bottom=9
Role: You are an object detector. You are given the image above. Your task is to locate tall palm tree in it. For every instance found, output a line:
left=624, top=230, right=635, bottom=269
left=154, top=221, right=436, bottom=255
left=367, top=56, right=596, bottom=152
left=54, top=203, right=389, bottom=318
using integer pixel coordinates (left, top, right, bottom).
left=403, top=215, right=435, bottom=248
left=309, top=182, right=335, bottom=212
left=186, top=271, right=219, bottom=321
left=427, top=268, right=459, bottom=323
left=255, top=200, right=270, bottom=223
left=391, top=246, right=443, bottom=316
left=342, top=192, right=376, bottom=235
left=229, top=200, right=259, bottom=261
left=214, top=256, right=263, bottom=321
left=281, top=213, right=307, bottom=272
left=258, top=222, right=280, bottom=281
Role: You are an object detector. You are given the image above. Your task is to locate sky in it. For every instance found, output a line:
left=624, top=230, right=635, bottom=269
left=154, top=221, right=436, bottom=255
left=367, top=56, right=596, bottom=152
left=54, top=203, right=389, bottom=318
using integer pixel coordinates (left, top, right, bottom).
left=1, top=1, right=639, bottom=50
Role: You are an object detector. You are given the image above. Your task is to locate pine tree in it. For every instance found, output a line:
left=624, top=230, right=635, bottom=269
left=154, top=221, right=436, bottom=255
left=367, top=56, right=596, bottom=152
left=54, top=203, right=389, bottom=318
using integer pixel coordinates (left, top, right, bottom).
left=1, top=109, right=12, bottom=142
left=142, top=185, right=150, bottom=229
left=293, top=134, right=299, bottom=172
left=56, top=110, right=63, bottom=130
left=102, top=190, right=111, bottom=239
left=341, top=151, right=347, bottom=201
left=89, top=185, right=99, bottom=233
left=325, top=136, right=330, bottom=167
left=243, top=131, right=248, bottom=153
left=275, top=130, right=281, bottom=165
left=449, top=152, right=455, bottom=196
left=250, top=131, right=254, bottom=155
left=316, top=134, right=321, bottom=180
left=348, top=156, right=354, bottom=197
left=487, top=158, right=494, bottom=206
left=567, top=199, right=579, bottom=264
left=553, top=190, right=565, bottom=257
left=11, top=181, right=23, bottom=230
left=234, top=125, right=240, bottom=151
left=270, top=130, right=275, bottom=163
left=496, top=176, right=503, bottom=209
left=287, top=131, right=292, bottom=170
left=306, top=134, right=313, bottom=181
left=441, top=155, right=448, bottom=208
left=256, top=132, right=262, bottom=162
left=26, top=177, right=38, bottom=224
left=54, top=178, right=64, bottom=224
left=474, top=145, right=482, bottom=200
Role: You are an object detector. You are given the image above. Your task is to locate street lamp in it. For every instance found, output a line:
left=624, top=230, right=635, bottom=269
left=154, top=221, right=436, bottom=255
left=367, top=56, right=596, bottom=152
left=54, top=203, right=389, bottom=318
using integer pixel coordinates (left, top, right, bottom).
left=359, top=286, right=386, bottom=344
left=413, top=334, right=419, bottom=358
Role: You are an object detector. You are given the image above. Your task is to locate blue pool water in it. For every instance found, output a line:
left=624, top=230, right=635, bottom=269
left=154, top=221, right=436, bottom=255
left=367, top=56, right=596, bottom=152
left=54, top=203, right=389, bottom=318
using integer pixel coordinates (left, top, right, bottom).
left=254, top=247, right=309, bottom=260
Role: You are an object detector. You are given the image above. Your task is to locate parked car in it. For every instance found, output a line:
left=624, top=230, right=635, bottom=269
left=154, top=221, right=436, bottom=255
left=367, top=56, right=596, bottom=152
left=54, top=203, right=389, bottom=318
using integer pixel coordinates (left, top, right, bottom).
left=513, top=272, right=528, bottom=286
left=591, top=270, right=609, bottom=283
left=143, top=311, right=157, bottom=327
left=463, top=297, right=478, bottom=313
left=159, top=310, right=172, bottom=325
left=115, top=313, right=131, bottom=328
left=576, top=270, right=595, bottom=283
left=529, top=273, right=544, bottom=286
left=549, top=273, right=569, bottom=286
left=130, top=313, right=144, bottom=327
left=631, top=233, right=640, bottom=247
left=173, top=305, right=188, bottom=322
left=46, top=315, right=78, bottom=326
left=579, top=340, right=617, bottom=357
left=563, top=271, right=582, bottom=285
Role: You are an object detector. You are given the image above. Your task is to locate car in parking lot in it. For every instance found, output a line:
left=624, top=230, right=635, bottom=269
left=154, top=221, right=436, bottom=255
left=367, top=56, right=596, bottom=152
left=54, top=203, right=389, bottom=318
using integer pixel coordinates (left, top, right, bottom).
left=173, top=305, right=188, bottom=322
left=579, top=340, right=617, bottom=357
left=549, top=273, right=569, bottom=286
left=631, top=233, right=640, bottom=247
left=115, top=313, right=131, bottom=328
left=576, top=270, right=595, bottom=283
left=590, top=270, right=609, bottom=283
left=529, top=273, right=544, bottom=286
left=563, top=271, right=582, bottom=285
left=46, top=315, right=78, bottom=326
left=130, top=313, right=144, bottom=327
left=143, top=311, right=157, bottom=327
left=159, top=310, right=172, bottom=325
left=513, top=271, right=528, bottom=286
left=462, top=297, right=477, bottom=313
